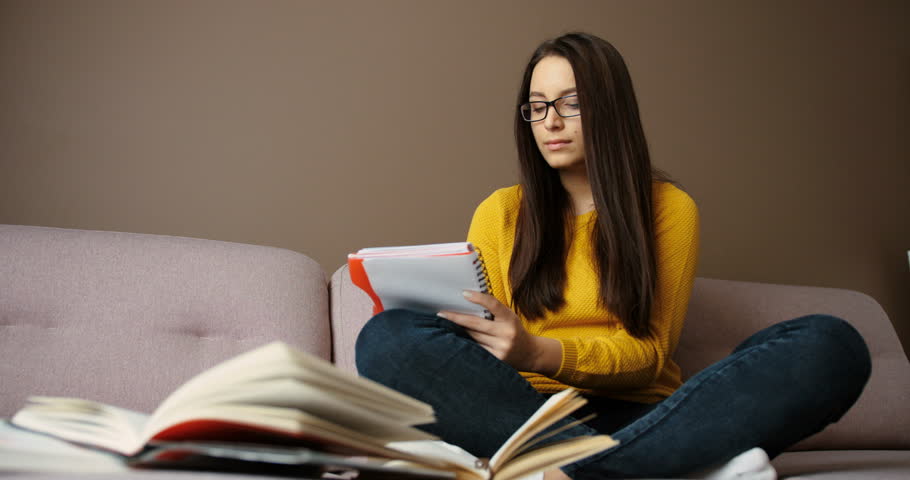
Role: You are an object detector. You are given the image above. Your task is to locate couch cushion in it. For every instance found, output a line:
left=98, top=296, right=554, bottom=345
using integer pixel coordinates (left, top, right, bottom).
left=332, top=270, right=910, bottom=451
left=772, top=450, right=910, bottom=479
left=679, top=278, right=910, bottom=450
left=0, top=225, right=330, bottom=417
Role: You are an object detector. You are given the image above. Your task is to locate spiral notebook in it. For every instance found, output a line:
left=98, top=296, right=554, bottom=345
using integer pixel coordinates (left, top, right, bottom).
left=348, top=242, right=494, bottom=320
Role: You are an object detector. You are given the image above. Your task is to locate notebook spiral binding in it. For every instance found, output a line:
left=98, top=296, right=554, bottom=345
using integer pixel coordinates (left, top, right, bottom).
left=473, top=247, right=495, bottom=320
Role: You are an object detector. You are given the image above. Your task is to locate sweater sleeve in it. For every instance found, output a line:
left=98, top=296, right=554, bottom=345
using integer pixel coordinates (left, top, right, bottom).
left=550, top=188, right=700, bottom=392
left=466, top=190, right=511, bottom=309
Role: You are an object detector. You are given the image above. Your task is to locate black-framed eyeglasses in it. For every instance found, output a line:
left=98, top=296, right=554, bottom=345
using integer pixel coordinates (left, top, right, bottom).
left=519, top=94, right=581, bottom=122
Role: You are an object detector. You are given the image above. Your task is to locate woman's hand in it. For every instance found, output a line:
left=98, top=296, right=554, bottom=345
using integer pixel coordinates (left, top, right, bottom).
left=438, top=291, right=563, bottom=375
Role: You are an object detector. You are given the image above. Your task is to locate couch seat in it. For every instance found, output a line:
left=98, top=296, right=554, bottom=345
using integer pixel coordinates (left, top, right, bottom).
left=773, top=449, right=910, bottom=479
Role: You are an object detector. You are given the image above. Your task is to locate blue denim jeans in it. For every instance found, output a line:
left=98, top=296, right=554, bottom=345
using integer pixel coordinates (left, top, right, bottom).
left=355, top=310, right=871, bottom=479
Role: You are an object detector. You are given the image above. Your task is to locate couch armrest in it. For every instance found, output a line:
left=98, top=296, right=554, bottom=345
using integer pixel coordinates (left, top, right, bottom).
left=329, top=264, right=374, bottom=374
left=680, top=277, right=910, bottom=450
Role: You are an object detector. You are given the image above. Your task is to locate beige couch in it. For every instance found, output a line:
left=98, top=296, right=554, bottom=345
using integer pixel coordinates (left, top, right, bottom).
left=1, top=224, right=908, bottom=479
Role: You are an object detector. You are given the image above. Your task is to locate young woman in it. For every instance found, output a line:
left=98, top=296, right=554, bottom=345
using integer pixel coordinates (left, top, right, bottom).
left=355, top=32, right=871, bottom=479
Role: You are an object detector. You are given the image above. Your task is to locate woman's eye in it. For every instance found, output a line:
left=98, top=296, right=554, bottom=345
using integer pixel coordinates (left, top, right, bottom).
left=561, top=102, right=580, bottom=113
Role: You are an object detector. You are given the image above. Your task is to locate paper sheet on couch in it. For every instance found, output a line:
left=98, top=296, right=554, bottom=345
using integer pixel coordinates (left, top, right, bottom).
left=0, top=420, right=127, bottom=473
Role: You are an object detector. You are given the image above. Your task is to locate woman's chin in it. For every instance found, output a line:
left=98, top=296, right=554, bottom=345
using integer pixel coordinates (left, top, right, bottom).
left=544, top=158, right=586, bottom=172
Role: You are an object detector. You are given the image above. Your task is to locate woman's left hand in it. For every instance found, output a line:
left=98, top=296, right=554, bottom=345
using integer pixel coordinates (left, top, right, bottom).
left=438, top=291, right=562, bottom=375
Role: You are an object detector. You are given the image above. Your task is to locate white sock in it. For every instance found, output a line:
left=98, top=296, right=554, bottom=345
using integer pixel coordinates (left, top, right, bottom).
left=694, top=447, right=777, bottom=480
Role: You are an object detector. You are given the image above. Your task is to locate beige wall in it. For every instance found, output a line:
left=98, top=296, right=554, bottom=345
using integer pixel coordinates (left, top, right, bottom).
left=1, top=0, right=907, bottom=354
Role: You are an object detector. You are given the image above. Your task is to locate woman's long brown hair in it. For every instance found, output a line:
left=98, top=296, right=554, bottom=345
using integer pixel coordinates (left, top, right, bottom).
left=510, top=32, right=674, bottom=339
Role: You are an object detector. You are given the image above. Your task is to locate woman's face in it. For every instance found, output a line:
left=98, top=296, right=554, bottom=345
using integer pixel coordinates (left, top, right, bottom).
left=528, top=55, right=585, bottom=172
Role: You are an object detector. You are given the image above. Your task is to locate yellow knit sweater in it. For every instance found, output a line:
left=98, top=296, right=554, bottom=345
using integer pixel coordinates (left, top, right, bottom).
left=466, top=181, right=699, bottom=403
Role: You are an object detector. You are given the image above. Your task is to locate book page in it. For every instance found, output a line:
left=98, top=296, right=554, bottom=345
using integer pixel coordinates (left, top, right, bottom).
left=147, top=342, right=436, bottom=433
left=492, top=436, right=617, bottom=480
left=146, top=404, right=453, bottom=467
left=488, top=389, right=586, bottom=471
left=10, top=398, right=148, bottom=456
left=145, top=378, right=435, bottom=443
left=362, top=253, right=488, bottom=317
left=387, top=440, right=488, bottom=479
left=149, top=342, right=300, bottom=418
left=0, top=420, right=128, bottom=473
left=355, top=243, right=472, bottom=256
left=386, top=440, right=490, bottom=479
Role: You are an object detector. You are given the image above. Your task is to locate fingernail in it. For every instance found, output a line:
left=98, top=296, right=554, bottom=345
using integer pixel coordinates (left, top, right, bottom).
left=436, top=312, right=448, bottom=320
left=462, top=290, right=473, bottom=298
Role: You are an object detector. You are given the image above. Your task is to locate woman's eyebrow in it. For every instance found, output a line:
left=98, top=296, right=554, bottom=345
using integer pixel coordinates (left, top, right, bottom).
left=529, top=87, right=577, bottom=98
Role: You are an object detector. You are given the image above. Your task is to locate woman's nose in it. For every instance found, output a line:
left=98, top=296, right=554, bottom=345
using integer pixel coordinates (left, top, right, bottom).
left=543, top=108, right=564, bottom=130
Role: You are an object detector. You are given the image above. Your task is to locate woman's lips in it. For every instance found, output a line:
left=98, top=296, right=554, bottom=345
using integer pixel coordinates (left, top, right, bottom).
left=545, top=140, right=570, bottom=151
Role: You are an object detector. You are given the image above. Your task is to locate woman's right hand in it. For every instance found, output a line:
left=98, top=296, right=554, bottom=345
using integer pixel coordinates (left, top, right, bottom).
left=438, top=290, right=563, bottom=376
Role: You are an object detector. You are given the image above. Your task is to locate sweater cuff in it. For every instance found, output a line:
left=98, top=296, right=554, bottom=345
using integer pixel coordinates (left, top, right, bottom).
left=553, top=338, right=579, bottom=384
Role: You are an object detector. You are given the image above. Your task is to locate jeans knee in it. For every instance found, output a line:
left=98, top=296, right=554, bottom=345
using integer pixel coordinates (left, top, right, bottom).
left=355, top=308, right=442, bottom=381
left=786, top=314, right=872, bottom=424
left=356, top=309, right=411, bottom=372
left=358, top=309, right=416, bottom=344
left=793, top=314, right=872, bottom=385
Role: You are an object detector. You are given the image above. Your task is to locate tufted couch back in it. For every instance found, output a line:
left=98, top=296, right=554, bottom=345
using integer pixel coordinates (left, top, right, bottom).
left=0, top=224, right=330, bottom=417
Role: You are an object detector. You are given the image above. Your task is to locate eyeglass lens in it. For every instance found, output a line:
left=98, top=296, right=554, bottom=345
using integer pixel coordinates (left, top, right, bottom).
left=520, top=96, right=580, bottom=121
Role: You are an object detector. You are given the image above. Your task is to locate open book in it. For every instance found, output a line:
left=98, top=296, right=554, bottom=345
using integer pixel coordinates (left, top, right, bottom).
left=10, top=342, right=437, bottom=461
left=388, top=388, right=618, bottom=480
left=349, top=242, right=495, bottom=319
left=9, top=342, right=617, bottom=479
